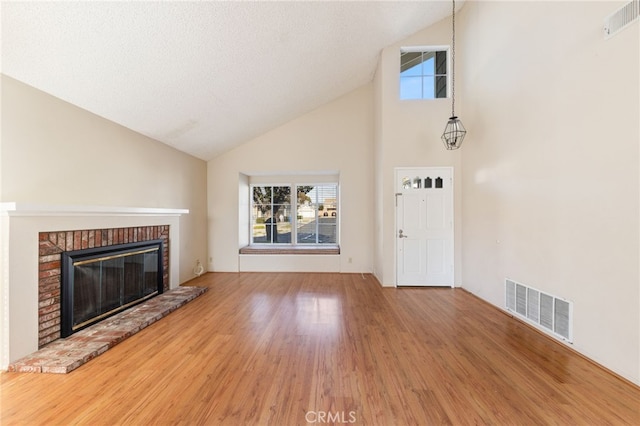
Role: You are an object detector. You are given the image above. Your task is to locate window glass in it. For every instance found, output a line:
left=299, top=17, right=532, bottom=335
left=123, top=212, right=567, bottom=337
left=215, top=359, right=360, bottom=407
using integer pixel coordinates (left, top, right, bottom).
left=400, top=49, right=447, bottom=100
left=251, top=184, right=337, bottom=245
left=252, top=186, right=291, bottom=244
left=297, top=185, right=337, bottom=244
left=400, top=76, right=423, bottom=100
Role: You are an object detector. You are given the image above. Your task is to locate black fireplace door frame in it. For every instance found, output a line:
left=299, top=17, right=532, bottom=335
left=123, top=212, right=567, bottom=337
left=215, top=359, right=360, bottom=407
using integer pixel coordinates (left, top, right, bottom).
left=60, top=239, right=164, bottom=338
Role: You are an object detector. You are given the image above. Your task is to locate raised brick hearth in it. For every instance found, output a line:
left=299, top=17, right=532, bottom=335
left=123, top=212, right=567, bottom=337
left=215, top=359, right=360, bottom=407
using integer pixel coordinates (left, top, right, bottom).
left=8, top=285, right=207, bottom=374
left=38, top=226, right=170, bottom=348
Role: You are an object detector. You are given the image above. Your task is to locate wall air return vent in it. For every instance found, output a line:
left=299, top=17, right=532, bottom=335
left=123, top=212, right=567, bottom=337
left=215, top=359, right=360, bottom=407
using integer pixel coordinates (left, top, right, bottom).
left=505, top=279, right=573, bottom=343
left=604, top=0, right=639, bottom=39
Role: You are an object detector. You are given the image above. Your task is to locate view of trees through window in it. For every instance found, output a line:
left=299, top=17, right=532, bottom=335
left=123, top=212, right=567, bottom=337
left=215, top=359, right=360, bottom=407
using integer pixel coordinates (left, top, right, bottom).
left=251, top=184, right=337, bottom=245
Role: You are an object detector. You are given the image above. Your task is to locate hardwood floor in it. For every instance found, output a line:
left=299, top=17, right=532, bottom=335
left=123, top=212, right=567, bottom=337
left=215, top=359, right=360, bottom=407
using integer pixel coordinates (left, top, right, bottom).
left=2, top=272, right=639, bottom=425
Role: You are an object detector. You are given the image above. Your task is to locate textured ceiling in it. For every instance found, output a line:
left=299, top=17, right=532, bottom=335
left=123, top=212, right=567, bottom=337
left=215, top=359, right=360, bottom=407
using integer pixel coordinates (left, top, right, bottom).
left=2, top=1, right=458, bottom=161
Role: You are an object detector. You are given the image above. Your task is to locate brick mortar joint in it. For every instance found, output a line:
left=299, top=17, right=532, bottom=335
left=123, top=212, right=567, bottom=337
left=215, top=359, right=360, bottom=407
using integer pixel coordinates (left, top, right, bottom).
left=37, top=225, right=170, bottom=348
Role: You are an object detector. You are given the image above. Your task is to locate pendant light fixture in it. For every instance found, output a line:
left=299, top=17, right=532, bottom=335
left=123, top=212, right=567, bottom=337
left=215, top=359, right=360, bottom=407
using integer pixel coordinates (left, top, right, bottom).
left=441, top=0, right=466, bottom=150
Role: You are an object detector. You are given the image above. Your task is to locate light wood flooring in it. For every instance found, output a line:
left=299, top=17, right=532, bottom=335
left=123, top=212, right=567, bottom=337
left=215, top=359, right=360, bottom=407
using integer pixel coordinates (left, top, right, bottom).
left=2, top=272, right=639, bottom=425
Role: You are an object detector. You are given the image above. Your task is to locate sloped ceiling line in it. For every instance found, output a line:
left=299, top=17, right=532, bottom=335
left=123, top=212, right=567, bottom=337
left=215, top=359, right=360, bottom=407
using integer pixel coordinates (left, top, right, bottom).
left=1, top=1, right=461, bottom=160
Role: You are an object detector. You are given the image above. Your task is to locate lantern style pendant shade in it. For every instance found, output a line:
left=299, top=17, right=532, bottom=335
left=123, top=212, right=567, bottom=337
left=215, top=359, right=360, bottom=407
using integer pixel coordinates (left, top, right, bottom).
left=440, top=0, right=466, bottom=150
left=441, top=116, right=466, bottom=150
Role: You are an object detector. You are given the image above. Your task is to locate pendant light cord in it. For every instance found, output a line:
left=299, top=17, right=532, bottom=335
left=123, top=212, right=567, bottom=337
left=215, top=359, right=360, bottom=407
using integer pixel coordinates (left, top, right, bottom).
left=440, top=0, right=466, bottom=149
left=451, top=0, right=456, bottom=118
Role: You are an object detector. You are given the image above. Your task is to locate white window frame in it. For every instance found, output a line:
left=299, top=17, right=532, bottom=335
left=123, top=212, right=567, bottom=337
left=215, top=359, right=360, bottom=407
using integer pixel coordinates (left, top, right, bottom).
left=250, top=183, right=292, bottom=245
left=249, top=181, right=339, bottom=247
left=400, top=45, right=450, bottom=100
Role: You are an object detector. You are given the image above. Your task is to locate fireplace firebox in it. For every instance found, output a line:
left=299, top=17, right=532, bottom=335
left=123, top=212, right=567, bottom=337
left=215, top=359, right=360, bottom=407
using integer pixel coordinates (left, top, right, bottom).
left=61, top=239, right=164, bottom=337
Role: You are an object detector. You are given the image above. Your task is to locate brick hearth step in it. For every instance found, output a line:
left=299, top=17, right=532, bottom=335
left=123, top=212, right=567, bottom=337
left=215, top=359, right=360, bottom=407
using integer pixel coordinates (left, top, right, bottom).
left=7, top=286, right=207, bottom=374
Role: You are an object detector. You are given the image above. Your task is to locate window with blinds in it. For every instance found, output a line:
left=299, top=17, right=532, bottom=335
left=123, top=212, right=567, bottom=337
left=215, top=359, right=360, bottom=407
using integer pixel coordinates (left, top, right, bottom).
left=251, top=183, right=338, bottom=246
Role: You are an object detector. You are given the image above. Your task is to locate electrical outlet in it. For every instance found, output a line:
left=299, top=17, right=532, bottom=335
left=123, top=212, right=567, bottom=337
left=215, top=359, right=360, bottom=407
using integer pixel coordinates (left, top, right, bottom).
left=348, top=257, right=353, bottom=264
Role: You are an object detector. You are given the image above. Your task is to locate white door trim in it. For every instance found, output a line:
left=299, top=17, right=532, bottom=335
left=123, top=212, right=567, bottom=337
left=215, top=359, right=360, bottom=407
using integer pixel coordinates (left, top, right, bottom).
left=394, top=167, right=454, bottom=287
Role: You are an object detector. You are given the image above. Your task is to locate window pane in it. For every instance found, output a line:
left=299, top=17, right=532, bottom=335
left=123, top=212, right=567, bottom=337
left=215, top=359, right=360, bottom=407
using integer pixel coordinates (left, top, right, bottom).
left=400, top=76, right=423, bottom=100
left=252, top=186, right=272, bottom=228
left=435, top=51, right=447, bottom=75
left=251, top=206, right=267, bottom=243
left=435, top=75, right=447, bottom=99
left=400, top=49, right=447, bottom=100
left=251, top=183, right=336, bottom=246
left=272, top=186, right=291, bottom=204
left=297, top=184, right=337, bottom=244
left=252, top=186, right=270, bottom=243
left=272, top=204, right=291, bottom=243
left=318, top=220, right=337, bottom=244
left=297, top=185, right=317, bottom=244
left=422, top=54, right=435, bottom=75
left=272, top=187, right=291, bottom=244
left=252, top=215, right=269, bottom=243
left=297, top=193, right=317, bottom=243
left=422, top=76, right=435, bottom=99
left=400, top=51, right=423, bottom=76
left=297, top=223, right=317, bottom=243
left=318, top=183, right=337, bottom=244
left=252, top=185, right=291, bottom=244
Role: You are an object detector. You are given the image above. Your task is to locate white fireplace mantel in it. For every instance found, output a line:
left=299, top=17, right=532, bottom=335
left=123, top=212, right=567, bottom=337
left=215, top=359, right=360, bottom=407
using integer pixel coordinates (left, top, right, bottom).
left=0, top=202, right=189, bottom=371
left=0, top=202, right=189, bottom=217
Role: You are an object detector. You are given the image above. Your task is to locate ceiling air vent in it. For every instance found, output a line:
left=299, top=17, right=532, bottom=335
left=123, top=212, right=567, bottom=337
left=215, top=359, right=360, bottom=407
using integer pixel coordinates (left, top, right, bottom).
left=505, top=279, right=573, bottom=343
left=604, top=0, right=639, bottom=38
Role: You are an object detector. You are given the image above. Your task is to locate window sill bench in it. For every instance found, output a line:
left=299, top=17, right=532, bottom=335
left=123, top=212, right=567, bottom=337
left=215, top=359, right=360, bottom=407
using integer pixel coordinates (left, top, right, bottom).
left=239, top=245, right=340, bottom=255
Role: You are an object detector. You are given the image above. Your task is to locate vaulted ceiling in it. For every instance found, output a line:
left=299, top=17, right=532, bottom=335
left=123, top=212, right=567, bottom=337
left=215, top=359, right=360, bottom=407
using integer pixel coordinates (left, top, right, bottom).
left=2, top=1, right=459, bottom=161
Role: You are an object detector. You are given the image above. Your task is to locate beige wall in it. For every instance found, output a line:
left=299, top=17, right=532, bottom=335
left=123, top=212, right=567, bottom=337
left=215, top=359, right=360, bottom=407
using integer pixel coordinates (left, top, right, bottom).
left=1, top=75, right=208, bottom=367
left=459, top=2, right=639, bottom=383
left=372, top=44, right=384, bottom=283
left=207, top=85, right=374, bottom=273
left=3, top=0, right=638, bottom=385
left=373, top=15, right=463, bottom=287
left=0, top=75, right=208, bottom=283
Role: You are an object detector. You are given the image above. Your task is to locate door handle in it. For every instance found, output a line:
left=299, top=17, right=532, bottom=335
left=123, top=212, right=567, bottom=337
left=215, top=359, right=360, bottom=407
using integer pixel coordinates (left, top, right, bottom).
left=398, top=229, right=408, bottom=238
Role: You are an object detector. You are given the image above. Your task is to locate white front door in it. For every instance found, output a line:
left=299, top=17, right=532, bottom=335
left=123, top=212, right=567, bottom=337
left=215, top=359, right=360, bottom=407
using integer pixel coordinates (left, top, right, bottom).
left=395, top=167, right=454, bottom=287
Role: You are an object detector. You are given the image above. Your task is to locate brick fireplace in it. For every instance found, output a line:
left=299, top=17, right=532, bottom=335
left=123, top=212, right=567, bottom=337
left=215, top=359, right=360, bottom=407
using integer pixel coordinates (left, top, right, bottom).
left=38, top=226, right=170, bottom=348
left=1, top=203, right=188, bottom=370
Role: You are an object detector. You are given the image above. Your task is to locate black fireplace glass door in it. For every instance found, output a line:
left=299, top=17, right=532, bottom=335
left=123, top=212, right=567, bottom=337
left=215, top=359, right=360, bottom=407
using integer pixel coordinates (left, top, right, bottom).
left=73, top=262, right=101, bottom=327
left=124, top=253, right=144, bottom=304
left=101, top=257, right=123, bottom=314
left=143, top=252, right=159, bottom=296
left=73, top=250, right=160, bottom=328
left=62, top=240, right=163, bottom=337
